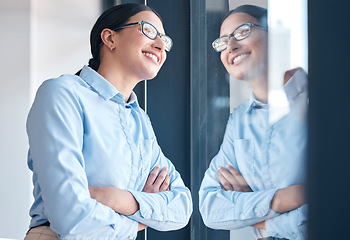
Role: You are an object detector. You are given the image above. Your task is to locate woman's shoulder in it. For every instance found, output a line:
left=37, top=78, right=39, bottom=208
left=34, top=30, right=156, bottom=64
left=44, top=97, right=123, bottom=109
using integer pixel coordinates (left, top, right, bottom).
left=40, top=74, right=85, bottom=89
left=34, top=74, right=88, bottom=103
left=37, top=73, right=90, bottom=96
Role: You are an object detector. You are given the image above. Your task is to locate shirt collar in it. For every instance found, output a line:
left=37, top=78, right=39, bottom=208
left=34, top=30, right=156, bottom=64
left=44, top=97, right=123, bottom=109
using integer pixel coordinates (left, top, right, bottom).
left=120, top=91, right=140, bottom=110
left=283, top=68, right=308, bottom=102
left=79, top=65, right=140, bottom=109
left=244, top=92, right=268, bottom=115
left=243, top=68, right=307, bottom=115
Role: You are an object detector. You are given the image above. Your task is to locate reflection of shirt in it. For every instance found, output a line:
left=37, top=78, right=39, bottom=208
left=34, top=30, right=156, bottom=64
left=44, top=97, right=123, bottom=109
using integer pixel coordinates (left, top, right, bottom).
left=27, top=66, right=192, bottom=240
left=199, top=69, right=308, bottom=240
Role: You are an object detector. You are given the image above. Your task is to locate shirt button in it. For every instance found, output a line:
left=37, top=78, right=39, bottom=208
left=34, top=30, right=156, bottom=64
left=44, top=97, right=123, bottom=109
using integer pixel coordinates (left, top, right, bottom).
left=254, top=208, right=259, bottom=213
left=240, top=213, right=244, bottom=219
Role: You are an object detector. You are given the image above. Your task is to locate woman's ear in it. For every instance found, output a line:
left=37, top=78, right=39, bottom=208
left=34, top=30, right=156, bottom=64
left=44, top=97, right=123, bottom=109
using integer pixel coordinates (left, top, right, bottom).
left=100, top=28, right=116, bottom=51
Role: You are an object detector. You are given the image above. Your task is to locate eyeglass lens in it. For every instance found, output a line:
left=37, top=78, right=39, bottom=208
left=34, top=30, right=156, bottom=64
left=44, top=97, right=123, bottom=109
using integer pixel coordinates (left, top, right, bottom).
left=212, top=23, right=252, bottom=52
left=142, top=22, right=158, bottom=39
left=141, top=22, right=172, bottom=51
left=234, top=24, right=251, bottom=40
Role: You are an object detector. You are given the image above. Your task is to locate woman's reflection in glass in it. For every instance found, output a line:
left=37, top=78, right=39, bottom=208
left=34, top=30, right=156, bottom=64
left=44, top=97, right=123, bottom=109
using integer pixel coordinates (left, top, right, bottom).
left=199, top=5, right=308, bottom=240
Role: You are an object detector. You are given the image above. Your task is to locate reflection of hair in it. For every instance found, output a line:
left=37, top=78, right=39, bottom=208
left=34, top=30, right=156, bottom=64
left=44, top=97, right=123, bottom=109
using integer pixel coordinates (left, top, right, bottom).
left=88, top=3, right=161, bottom=72
left=222, top=4, right=267, bottom=29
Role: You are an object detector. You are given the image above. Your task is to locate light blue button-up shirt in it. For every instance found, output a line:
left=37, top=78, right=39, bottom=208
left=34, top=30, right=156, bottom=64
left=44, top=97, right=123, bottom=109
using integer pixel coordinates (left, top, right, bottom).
left=27, top=66, right=192, bottom=239
left=199, top=69, right=308, bottom=240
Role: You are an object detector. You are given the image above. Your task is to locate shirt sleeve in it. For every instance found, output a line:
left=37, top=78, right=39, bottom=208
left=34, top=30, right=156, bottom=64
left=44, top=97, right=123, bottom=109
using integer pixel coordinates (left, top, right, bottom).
left=265, top=204, right=307, bottom=240
left=199, top=114, right=279, bottom=230
left=127, top=117, right=193, bottom=231
left=27, top=79, right=138, bottom=239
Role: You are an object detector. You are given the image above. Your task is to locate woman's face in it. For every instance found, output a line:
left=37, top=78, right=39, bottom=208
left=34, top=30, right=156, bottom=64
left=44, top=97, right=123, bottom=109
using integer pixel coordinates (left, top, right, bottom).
left=113, top=11, right=167, bottom=80
left=219, top=12, right=267, bottom=81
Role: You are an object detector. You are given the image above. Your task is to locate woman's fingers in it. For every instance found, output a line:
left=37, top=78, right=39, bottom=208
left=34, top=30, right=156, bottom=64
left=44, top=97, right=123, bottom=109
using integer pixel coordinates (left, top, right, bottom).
left=218, top=169, right=234, bottom=191
left=153, top=167, right=168, bottom=188
left=144, top=166, right=160, bottom=186
left=142, top=166, right=170, bottom=193
left=218, top=166, right=240, bottom=187
left=226, top=165, right=251, bottom=190
left=218, top=166, right=252, bottom=192
left=159, top=174, right=170, bottom=192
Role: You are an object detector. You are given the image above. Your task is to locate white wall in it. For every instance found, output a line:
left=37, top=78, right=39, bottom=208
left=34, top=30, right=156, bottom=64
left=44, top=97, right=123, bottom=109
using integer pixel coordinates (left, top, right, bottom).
left=0, top=1, right=99, bottom=238
left=31, top=0, right=100, bottom=91
left=0, top=1, right=32, bottom=238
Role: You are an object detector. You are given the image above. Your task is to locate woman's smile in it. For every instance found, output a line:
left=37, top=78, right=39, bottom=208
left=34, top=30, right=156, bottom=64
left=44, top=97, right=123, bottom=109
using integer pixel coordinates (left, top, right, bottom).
left=142, top=51, right=160, bottom=64
left=231, top=52, right=250, bottom=65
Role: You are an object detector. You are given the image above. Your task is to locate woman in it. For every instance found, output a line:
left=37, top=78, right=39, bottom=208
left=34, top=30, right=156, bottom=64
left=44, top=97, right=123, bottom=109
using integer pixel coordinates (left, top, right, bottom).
left=199, top=5, right=307, bottom=240
left=25, top=3, right=192, bottom=240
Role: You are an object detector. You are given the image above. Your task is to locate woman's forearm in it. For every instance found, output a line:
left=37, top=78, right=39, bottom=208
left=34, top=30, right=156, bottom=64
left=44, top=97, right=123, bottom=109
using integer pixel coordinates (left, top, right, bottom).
left=89, top=186, right=139, bottom=215
left=112, top=189, right=139, bottom=215
left=270, top=184, right=306, bottom=213
left=89, top=167, right=170, bottom=216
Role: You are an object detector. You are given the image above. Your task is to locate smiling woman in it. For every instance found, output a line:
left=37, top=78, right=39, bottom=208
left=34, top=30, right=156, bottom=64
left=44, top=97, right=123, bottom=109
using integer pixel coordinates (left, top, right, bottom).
left=218, top=11, right=268, bottom=90
left=96, top=10, right=168, bottom=96
left=24, top=3, right=192, bottom=240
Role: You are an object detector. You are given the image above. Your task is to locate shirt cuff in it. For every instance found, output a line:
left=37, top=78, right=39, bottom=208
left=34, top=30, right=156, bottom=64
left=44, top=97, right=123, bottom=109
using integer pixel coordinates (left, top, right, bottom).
left=128, top=190, right=167, bottom=221
left=229, top=188, right=279, bottom=220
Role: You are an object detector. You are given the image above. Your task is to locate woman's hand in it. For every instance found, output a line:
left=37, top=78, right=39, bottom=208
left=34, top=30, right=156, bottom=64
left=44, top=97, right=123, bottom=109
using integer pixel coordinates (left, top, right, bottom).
left=218, top=165, right=252, bottom=192
left=138, top=223, right=148, bottom=231
left=252, top=221, right=266, bottom=230
left=142, top=166, right=170, bottom=193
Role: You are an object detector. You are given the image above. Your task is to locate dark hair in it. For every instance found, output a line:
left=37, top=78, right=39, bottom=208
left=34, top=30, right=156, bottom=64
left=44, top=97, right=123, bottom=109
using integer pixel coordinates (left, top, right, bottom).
left=77, top=3, right=161, bottom=75
left=222, top=4, right=267, bottom=29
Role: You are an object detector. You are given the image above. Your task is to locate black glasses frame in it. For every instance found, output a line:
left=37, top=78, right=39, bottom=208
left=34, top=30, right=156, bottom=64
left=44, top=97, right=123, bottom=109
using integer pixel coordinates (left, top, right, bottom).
left=113, top=20, right=173, bottom=52
left=212, top=22, right=265, bottom=52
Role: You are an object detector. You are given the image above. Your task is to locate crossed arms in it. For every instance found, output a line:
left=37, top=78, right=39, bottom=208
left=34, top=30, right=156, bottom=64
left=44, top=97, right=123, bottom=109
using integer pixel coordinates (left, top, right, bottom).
left=89, top=165, right=171, bottom=231
left=217, top=165, right=306, bottom=230
left=199, top=163, right=307, bottom=239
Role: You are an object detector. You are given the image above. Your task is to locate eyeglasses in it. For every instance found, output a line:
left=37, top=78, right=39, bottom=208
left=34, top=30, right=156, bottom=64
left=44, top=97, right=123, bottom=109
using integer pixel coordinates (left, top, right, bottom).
left=212, top=22, right=265, bottom=52
left=113, top=20, right=173, bottom=52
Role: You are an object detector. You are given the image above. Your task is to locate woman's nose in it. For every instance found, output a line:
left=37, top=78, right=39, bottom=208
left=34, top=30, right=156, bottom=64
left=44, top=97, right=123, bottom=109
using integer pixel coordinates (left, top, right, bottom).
left=152, top=36, right=165, bottom=52
left=227, top=37, right=239, bottom=53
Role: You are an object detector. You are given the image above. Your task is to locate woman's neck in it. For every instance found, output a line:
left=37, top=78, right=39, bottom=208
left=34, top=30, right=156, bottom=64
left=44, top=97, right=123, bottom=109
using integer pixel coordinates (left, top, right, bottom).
left=97, top=64, right=139, bottom=103
left=248, top=76, right=268, bottom=103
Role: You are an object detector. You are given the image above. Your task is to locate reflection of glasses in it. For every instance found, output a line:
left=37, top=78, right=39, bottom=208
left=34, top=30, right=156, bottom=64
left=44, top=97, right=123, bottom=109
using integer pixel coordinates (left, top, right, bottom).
left=212, top=22, right=265, bottom=52
left=113, top=20, right=173, bottom=52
